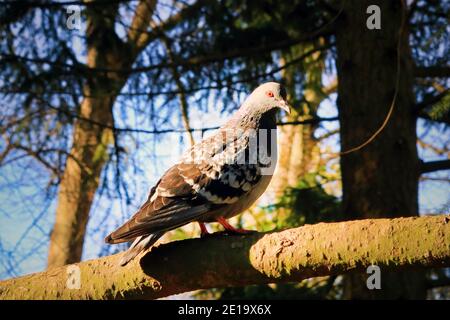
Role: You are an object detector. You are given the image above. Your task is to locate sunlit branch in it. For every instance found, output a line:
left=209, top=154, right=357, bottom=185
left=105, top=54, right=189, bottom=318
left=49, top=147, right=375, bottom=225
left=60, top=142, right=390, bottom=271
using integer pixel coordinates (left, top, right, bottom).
left=0, top=215, right=448, bottom=300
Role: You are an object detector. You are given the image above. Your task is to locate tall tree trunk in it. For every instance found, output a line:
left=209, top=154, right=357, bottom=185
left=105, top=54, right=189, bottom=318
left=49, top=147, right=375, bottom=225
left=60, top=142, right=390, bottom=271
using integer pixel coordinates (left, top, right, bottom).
left=335, top=0, right=425, bottom=298
left=48, top=97, right=114, bottom=266
left=269, top=45, right=328, bottom=224
left=48, top=4, right=131, bottom=267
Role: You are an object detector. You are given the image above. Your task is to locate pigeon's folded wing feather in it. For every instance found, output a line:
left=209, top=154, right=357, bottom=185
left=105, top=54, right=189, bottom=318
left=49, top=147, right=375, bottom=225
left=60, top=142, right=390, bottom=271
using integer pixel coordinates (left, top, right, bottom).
left=105, top=131, right=262, bottom=244
left=105, top=163, right=214, bottom=243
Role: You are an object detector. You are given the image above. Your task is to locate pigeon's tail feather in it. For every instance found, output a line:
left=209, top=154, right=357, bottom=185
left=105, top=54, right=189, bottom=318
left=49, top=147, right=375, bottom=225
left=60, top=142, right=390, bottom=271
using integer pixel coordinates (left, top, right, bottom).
left=119, top=232, right=164, bottom=266
left=107, top=203, right=211, bottom=243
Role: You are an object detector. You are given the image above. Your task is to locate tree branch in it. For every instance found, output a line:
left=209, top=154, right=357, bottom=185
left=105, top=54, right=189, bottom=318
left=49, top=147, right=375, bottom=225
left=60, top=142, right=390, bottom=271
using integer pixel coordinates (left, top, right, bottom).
left=162, top=35, right=195, bottom=146
left=415, top=89, right=449, bottom=125
left=41, top=98, right=337, bottom=135
left=417, top=139, right=449, bottom=157
left=426, top=277, right=450, bottom=289
left=414, top=90, right=449, bottom=112
left=0, top=0, right=137, bottom=8
left=418, top=112, right=450, bottom=126
left=0, top=215, right=449, bottom=300
left=420, top=159, right=450, bottom=174
left=415, top=66, right=450, bottom=78
left=130, top=0, right=208, bottom=53
left=127, top=0, right=158, bottom=50
left=1, top=43, right=326, bottom=89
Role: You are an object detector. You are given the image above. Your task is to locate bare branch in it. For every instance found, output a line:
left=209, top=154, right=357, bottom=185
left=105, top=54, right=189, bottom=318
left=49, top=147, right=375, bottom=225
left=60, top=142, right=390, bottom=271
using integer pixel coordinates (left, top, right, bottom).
left=162, top=35, right=195, bottom=145
left=323, top=77, right=338, bottom=95
left=415, top=66, right=450, bottom=78
left=1, top=43, right=330, bottom=96
left=130, top=0, right=208, bottom=52
left=42, top=98, right=338, bottom=135
left=415, top=90, right=449, bottom=112
left=418, top=112, right=450, bottom=126
left=426, top=277, right=450, bottom=289
left=417, top=139, right=449, bottom=157
left=279, top=117, right=338, bottom=127
left=10, top=144, right=61, bottom=177
left=317, top=129, right=339, bottom=141
left=127, top=0, right=158, bottom=50
left=0, top=0, right=138, bottom=8
left=420, top=177, right=450, bottom=183
left=420, top=159, right=450, bottom=174
left=1, top=29, right=332, bottom=76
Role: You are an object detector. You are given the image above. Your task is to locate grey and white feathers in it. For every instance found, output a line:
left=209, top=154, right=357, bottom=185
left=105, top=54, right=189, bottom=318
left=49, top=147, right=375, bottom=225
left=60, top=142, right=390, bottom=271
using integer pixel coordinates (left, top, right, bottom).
left=105, top=82, right=290, bottom=266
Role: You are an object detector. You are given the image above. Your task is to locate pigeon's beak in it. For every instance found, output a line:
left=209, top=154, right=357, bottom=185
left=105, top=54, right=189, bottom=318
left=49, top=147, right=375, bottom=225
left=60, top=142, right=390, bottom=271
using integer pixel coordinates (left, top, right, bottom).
left=279, top=100, right=291, bottom=114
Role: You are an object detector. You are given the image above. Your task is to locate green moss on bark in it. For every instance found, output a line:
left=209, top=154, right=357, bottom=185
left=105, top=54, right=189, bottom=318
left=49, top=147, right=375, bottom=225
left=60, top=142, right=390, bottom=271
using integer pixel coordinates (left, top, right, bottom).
left=0, top=215, right=449, bottom=299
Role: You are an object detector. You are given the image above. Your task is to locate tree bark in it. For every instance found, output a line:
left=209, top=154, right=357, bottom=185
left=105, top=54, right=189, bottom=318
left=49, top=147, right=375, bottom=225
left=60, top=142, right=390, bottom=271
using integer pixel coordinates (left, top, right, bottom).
left=47, top=97, right=114, bottom=266
left=3, top=215, right=449, bottom=300
left=47, top=3, right=132, bottom=267
left=335, top=0, right=424, bottom=298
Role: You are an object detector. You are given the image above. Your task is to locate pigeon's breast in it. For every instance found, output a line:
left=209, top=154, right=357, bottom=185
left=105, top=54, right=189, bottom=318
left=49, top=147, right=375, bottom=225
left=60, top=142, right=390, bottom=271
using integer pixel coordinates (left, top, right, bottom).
left=179, top=121, right=278, bottom=221
left=197, top=141, right=278, bottom=221
left=223, top=171, right=273, bottom=219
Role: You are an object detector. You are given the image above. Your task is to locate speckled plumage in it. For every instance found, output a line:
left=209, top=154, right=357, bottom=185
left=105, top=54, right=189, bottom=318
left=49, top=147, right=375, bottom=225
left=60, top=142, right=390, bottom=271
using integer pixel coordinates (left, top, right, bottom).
left=105, top=82, right=290, bottom=266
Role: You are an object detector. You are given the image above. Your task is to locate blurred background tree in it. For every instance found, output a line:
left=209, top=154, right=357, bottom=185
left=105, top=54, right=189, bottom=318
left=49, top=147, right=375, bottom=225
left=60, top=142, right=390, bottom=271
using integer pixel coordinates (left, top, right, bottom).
left=0, top=0, right=448, bottom=299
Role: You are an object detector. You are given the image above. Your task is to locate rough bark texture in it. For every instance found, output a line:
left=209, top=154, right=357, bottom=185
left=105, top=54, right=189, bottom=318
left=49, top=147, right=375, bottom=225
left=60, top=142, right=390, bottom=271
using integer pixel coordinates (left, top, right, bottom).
left=48, top=97, right=114, bottom=266
left=3, top=215, right=449, bottom=300
left=47, top=3, right=145, bottom=267
left=335, top=0, right=423, bottom=298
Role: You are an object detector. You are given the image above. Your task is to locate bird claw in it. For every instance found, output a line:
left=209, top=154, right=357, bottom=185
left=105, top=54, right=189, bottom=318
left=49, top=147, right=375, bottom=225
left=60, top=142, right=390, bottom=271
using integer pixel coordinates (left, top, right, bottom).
left=198, top=222, right=211, bottom=238
left=216, top=217, right=256, bottom=235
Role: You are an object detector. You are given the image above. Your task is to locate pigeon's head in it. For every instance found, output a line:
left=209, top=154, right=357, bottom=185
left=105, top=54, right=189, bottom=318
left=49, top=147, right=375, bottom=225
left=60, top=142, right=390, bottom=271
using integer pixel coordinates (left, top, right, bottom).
left=243, top=82, right=291, bottom=115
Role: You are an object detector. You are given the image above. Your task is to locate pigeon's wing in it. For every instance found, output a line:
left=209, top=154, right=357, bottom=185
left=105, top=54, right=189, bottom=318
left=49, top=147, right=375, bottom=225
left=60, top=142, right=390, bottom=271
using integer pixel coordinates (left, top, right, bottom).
left=105, top=131, right=262, bottom=244
left=105, top=162, right=215, bottom=244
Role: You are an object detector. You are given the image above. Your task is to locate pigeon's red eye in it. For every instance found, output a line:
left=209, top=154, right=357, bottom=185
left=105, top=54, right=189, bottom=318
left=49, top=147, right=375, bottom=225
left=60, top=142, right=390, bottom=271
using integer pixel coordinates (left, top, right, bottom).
left=266, top=91, right=274, bottom=98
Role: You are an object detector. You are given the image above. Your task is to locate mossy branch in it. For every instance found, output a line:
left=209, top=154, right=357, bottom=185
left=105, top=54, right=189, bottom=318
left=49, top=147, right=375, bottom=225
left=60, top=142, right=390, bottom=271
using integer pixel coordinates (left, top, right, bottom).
left=1, top=215, right=449, bottom=300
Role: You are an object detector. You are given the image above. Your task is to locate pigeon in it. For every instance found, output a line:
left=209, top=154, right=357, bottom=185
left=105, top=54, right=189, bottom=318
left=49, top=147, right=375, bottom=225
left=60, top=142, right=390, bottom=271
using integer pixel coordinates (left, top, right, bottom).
left=105, top=82, right=290, bottom=266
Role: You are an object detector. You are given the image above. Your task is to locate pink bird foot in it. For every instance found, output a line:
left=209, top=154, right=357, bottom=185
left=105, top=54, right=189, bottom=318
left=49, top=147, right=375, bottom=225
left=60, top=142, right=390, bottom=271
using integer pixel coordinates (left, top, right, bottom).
left=198, top=222, right=210, bottom=237
left=216, top=217, right=255, bottom=234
